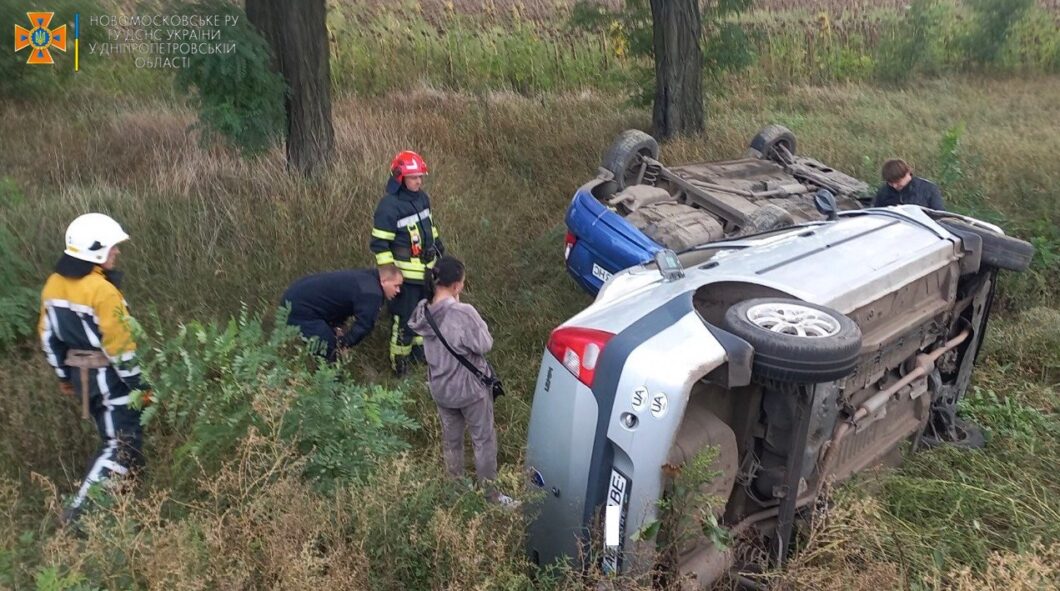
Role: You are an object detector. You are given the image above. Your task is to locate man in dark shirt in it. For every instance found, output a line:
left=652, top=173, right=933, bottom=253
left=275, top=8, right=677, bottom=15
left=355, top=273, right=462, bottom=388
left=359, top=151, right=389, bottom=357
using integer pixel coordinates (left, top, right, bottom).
left=281, top=266, right=404, bottom=361
left=872, top=158, right=945, bottom=210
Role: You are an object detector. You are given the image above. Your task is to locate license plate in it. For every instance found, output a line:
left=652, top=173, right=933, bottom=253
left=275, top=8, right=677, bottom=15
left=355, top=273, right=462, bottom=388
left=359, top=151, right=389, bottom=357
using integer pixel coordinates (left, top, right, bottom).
left=601, top=468, right=630, bottom=574
left=592, top=263, right=613, bottom=282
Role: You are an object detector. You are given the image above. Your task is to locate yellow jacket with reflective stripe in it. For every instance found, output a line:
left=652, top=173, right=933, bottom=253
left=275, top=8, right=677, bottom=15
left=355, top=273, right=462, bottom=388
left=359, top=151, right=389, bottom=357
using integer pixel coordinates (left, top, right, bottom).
left=38, top=266, right=144, bottom=392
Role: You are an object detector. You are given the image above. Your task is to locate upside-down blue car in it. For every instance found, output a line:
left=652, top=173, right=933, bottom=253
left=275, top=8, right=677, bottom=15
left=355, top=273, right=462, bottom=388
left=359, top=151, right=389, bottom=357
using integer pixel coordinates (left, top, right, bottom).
left=564, top=125, right=875, bottom=294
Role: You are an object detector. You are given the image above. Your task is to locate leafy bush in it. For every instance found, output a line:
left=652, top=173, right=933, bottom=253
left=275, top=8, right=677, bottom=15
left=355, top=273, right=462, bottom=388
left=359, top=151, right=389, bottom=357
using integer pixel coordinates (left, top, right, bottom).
left=702, top=0, right=756, bottom=79
left=998, top=7, right=1060, bottom=74
left=570, top=0, right=754, bottom=104
left=875, top=0, right=952, bottom=83
left=0, top=221, right=38, bottom=349
left=173, top=0, right=285, bottom=156
left=650, top=446, right=729, bottom=554
left=0, top=0, right=106, bottom=100
left=139, top=306, right=416, bottom=490
left=936, top=121, right=967, bottom=192
left=962, top=0, right=1035, bottom=67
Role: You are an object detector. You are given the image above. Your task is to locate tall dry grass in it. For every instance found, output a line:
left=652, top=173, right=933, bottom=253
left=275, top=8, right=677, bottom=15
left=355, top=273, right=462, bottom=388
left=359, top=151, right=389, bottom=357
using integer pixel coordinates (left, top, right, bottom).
left=1, top=73, right=1058, bottom=588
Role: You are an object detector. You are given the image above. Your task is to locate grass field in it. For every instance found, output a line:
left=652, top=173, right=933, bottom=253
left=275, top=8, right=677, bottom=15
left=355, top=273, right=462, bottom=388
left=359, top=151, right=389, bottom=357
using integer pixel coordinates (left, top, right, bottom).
left=1, top=6, right=1058, bottom=588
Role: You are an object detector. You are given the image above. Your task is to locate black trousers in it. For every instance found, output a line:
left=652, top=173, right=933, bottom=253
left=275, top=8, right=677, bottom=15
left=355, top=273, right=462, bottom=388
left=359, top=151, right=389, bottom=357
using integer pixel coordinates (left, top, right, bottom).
left=74, top=381, right=144, bottom=508
left=387, top=281, right=425, bottom=370
left=287, top=314, right=338, bottom=361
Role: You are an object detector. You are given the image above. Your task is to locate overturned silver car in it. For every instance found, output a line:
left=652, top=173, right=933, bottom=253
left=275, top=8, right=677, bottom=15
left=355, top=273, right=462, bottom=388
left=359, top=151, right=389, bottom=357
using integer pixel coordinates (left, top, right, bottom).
left=528, top=200, right=1033, bottom=586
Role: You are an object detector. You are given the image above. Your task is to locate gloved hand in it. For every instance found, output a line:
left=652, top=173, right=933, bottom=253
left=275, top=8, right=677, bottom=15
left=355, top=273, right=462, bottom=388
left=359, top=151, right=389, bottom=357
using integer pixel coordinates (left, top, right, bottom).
left=134, top=389, right=154, bottom=407
left=59, top=381, right=75, bottom=397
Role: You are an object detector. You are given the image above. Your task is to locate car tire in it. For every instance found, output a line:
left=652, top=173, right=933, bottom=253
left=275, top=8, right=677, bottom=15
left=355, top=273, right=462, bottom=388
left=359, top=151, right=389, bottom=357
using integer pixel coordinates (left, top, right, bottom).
left=919, top=417, right=987, bottom=450
left=722, top=298, right=862, bottom=384
left=938, top=219, right=1034, bottom=272
left=602, top=129, right=660, bottom=191
left=745, top=124, right=797, bottom=162
left=746, top=204, right=795, bottom=233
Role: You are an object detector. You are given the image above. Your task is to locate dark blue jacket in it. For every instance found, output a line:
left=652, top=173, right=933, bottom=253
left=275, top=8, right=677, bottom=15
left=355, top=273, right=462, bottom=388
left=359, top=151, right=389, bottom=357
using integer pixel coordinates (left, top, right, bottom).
left=872, top=176, right=945, bottom=210
left=369, top=178, right=444, bottom=283
left=281, top=269, right=384, bottom=347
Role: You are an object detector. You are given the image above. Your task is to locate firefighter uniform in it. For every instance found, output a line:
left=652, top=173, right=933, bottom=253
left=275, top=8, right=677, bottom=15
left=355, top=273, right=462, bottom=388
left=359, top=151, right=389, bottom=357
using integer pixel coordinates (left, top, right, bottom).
left=39, top=214, right=145, bottom=519
left=40, top=256, right=145, bottom=512
left=371, top=166, right=444, bottom=374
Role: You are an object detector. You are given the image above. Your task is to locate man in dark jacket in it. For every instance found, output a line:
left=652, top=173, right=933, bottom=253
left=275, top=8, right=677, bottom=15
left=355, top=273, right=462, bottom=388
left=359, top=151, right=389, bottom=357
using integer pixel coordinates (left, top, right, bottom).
left=872, top=158, right=945, bottom=210
left=370, top=150, right=446, bottom=375
left=281, top=266, right=403, bottom=361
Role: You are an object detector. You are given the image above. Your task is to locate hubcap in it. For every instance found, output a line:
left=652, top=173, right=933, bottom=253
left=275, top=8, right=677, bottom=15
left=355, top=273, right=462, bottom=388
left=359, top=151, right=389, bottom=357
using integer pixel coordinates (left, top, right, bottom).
left=746, top=303, right=840, bottom=338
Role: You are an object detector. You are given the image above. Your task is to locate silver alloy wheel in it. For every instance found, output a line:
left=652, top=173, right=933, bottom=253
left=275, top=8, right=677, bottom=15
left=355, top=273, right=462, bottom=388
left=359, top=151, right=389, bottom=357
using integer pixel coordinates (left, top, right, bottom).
left=745, top=302, right=841, bottom=338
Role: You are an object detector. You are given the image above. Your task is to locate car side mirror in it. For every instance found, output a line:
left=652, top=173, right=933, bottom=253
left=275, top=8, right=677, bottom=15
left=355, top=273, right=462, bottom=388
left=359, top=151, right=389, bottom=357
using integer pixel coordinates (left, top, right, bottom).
left=814, top=189, right=838, bottom=221
left=654, top=249, right=684, bottom=282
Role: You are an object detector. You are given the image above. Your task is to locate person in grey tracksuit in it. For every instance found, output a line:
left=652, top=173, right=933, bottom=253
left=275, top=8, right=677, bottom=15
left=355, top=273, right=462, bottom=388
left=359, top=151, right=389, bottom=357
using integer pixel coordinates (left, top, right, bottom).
left=408, top=257, right=510, bottom=501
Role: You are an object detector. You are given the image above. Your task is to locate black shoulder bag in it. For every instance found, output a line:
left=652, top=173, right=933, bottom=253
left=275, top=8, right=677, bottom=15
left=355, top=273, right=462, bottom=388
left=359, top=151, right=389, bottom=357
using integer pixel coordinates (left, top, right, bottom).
left=423, top=305, right=504, bottom=400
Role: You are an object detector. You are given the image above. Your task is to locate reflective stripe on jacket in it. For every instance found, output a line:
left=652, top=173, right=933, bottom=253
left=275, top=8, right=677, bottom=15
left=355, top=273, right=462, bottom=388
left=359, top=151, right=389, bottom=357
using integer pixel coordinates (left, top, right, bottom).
left=369, top=178, right=444, bottom=282
left=39, top=266, right=143, bottom=397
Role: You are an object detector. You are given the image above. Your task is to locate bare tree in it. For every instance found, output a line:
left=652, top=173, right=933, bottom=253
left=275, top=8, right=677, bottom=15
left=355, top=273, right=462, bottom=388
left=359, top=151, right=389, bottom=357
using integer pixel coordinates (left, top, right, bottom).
left=650, top=0, right=704, bottom=140
left=246, top=0, right=334, bottom=176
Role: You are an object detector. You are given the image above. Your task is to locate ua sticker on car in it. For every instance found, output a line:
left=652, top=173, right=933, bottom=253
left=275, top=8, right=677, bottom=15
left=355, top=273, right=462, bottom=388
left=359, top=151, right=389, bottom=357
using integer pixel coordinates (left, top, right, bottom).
left=631, top=386, right=648, bottom=411
left=650, top=392, right=668, bottom=419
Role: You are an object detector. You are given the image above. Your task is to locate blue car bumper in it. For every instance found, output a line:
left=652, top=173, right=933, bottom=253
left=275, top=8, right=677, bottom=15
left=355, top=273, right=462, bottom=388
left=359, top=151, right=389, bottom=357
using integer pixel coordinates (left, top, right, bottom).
left=564, top=182, right=662, bottom=295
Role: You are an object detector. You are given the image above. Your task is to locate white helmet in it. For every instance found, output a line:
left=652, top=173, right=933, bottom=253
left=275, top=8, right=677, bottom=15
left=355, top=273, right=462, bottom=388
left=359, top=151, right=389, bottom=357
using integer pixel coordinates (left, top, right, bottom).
left=64, top=213, right=130, bottom=264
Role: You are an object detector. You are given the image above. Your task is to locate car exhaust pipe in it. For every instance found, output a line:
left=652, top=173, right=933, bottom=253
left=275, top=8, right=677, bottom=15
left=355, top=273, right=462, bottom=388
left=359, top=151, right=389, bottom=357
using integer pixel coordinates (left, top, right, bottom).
left=817, top=327, right=972, bottom=490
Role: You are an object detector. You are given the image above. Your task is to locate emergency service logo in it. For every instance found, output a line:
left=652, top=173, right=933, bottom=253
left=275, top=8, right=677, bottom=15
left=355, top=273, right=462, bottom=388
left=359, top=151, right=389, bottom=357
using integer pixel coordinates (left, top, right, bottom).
left=14, top=11, right=67, bottom=64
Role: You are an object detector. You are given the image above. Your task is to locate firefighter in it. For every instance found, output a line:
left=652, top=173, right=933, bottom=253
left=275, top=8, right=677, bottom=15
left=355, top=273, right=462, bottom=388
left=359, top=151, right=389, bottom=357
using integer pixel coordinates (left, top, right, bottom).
left=39, top=213, right=147, bottom=523
left=370, top=150, right=445, bottom=375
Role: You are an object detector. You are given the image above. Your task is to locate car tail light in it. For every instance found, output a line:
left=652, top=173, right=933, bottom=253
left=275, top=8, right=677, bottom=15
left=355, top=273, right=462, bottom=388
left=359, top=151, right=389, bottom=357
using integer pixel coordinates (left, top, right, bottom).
left=564, top=231, right=577, bottom=261
left=547, top=327, right=615, bottom=387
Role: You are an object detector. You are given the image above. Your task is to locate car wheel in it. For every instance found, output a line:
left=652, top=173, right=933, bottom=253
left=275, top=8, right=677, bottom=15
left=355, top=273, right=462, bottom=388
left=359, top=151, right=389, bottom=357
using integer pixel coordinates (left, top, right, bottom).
left=745, top=124, right=797, bottom=162
left=919, top=417, right=987, bottom=450
left=722, top=298, right=862, bottom=384
left=602, top=129, right=660, bottom=191
left=938, top=219, right=1034, bottom=272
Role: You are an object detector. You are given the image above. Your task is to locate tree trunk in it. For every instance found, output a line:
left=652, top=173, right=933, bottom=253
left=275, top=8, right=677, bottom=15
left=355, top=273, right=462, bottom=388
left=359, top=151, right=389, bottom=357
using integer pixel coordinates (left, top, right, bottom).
left=246, top=0, right=334, bottom=177
left=650, top=0, right=704, bottom=140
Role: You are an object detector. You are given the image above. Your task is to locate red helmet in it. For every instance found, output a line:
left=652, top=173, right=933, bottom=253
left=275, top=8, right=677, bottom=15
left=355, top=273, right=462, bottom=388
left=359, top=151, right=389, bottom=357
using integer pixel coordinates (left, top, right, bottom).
left=390, top=150, right=429, bottom=184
